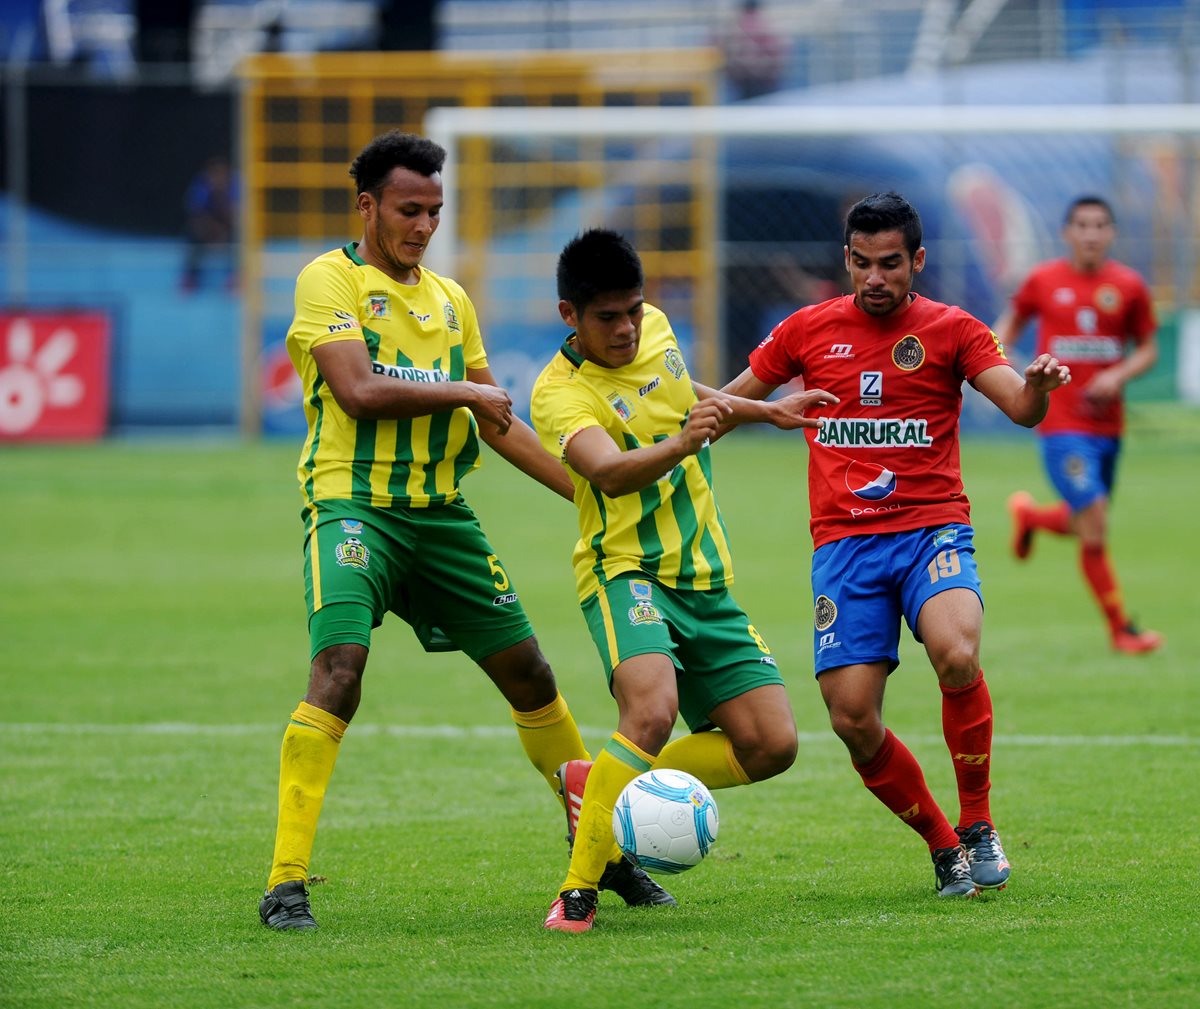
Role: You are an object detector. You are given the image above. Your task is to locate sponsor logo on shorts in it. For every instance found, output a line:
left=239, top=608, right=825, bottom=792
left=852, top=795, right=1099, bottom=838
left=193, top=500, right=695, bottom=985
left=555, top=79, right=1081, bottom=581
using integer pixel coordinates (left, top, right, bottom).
left=638, top=376, right=661, bottom=397
left=443, top=302, right=460, bottom=333
left=335, top=537, right=370, bottom=569
left=607, top=392, right=635, bottom=422
left=628, top=601, right=663, bottom=625
left=818, top=631, right=841, bottom=653
left=845, top=460, right=897, bottom=501
left=1065, top=454, right=1088, bottom=487
left=493, top=592, right=518, bottom=606
left=759, top=656, right=778, bottom=665
left=340, top=519, right=364, bottom=534
left=892, top=335, right=925, bottom=371
left=817, top=417, right=932, bottom=448
left=933, top=527, right=959, bottom=548
left=814, top=595, right=838, bottom=631
left=664, top=347, right=687, bottom=378
left=326, top=310, right=357, bottom=334
left=629, top=580, right=654, bottom=600
left=367, top=294, right=391, bottom=319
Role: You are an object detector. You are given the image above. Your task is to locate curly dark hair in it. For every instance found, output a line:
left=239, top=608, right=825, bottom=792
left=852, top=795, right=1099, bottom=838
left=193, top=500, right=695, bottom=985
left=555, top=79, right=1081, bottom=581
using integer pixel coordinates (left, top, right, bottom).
left=844, top=191, right=923, bottom=258
left=349, top=131, right=446, bottom=197
left=556, top=229, right=644, bottom=311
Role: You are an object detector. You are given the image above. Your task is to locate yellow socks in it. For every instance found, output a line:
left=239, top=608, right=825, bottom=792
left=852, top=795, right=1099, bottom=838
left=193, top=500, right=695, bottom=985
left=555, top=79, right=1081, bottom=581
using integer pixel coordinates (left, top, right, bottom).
left=510, top=692, right=590, bottom=803
left=562, top=734, right=653, bottom=892
left=266, top=701, right=347, bottom=891
left=655, top=730, right=751, bottom=789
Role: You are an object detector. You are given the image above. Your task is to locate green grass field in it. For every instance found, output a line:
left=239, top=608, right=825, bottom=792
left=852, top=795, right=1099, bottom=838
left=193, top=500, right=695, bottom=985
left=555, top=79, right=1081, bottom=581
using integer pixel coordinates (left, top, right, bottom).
left=3, top=409, right=1198, bottom=1008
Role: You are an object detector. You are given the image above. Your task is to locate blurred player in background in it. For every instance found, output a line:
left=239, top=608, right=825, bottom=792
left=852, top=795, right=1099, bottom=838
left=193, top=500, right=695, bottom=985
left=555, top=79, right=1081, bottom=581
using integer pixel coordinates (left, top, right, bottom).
left=994, top=196, right=1163, bottom=654
left=259, top=132, right=643, bottom=931
left=722, top=192, right=1070, bottom=898
left=531, top=229, right=835, bottom=932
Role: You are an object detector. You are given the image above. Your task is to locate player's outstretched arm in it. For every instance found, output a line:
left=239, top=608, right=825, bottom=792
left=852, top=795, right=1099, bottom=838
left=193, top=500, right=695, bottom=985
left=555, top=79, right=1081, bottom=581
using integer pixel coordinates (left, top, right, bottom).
left=312, top=339, right=511, bottom=427
left=695, top=371, right=837, bottom=438
left=468, top=366, right=575, bottom=501
left=565, top=399, right=731, bottom=498
left=973, top=355, right=1072, bottom=428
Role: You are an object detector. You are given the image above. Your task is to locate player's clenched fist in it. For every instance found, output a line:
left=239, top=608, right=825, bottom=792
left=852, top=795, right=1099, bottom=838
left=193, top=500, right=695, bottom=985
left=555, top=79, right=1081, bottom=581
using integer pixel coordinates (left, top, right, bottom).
left=1024, top=353, right=1071, bottom=393
left=680, top=398, right=732, bottom=453
left=469, top=382, right=515, bottom=433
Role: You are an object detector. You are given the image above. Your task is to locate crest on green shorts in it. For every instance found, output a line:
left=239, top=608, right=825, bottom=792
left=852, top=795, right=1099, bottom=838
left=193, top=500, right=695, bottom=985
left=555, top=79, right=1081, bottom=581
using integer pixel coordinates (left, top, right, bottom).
left=335, top=537, right=370, bottom=569
left=628, top=601, right=663, bottom=625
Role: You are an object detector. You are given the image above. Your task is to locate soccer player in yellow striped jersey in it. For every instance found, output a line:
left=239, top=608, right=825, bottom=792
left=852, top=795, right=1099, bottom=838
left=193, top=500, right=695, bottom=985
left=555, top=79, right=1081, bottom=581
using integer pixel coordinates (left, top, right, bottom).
left=260, top=132, right=610, bottom=930
left=531, top=229, right=837, bottom=932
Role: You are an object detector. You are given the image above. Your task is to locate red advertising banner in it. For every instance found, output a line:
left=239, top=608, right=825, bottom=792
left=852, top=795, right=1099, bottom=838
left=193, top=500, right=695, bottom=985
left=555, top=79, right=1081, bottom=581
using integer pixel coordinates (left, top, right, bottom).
left=0, top=311, right=110, bottom=441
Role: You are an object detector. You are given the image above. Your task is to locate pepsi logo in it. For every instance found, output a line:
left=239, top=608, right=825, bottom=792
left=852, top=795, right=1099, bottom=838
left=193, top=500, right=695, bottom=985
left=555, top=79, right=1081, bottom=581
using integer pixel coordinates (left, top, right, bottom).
left=845, top=460, right=897, bottom=501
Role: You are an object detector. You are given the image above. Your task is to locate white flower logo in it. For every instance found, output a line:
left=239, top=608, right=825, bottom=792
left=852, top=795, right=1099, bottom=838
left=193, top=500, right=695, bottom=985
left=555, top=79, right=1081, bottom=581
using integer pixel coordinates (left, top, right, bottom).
left=0, top=318, right=84, bottom=434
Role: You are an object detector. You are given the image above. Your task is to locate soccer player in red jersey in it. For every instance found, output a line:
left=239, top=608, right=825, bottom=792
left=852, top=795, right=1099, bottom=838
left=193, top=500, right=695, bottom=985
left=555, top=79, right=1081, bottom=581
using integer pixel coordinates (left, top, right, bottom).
left=993, top=196, right=1163, bottom=654
left=722, top=192, right=1070, bottom=897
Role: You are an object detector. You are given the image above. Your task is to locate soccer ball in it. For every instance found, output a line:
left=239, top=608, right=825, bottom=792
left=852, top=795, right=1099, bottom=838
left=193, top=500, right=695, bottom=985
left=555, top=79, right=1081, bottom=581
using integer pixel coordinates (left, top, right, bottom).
left=612, top=769, right=718, bottom=874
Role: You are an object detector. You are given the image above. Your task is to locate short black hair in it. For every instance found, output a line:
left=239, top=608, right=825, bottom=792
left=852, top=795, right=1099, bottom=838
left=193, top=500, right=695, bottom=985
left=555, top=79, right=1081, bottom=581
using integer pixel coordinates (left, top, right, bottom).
left=349, top=131, right=446, bottom=197
left=556, top=229, right=644, bottom=311
left=844, top=191, right=923, bottom=258
left=1065, top=194, right=1115, bottom=225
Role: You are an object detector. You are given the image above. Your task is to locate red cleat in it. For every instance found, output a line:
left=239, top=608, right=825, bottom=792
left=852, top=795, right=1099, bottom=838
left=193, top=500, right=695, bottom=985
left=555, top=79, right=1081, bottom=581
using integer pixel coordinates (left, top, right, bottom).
left=1007, top=491, right=1036, bottom=560
left=1112, top=624, right=1164, bottom=655
left=543, top=888, right=597, bottom=933
left=555, top=759, right=592, bottom=846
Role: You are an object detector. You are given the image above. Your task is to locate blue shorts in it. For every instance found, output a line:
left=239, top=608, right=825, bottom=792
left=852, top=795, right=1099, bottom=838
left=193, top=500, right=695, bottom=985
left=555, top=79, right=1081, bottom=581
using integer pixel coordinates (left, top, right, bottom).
left=1040, top=433, right=1120, bottom=512
left=810, top=524, right=982, bottom=675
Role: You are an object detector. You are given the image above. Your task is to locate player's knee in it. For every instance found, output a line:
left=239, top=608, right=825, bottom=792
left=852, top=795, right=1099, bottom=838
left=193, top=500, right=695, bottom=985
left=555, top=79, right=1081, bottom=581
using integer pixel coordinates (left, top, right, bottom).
left=750, top=727, right=798, bottom=780
left=828, top=706, right=880, bottom=749
left=622, top=707, right=677, bottom=754
left=933, top=644, right=980, bottom=687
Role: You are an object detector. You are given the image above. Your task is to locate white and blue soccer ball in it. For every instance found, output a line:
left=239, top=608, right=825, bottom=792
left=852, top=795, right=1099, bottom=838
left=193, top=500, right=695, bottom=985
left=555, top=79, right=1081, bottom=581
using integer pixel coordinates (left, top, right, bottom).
left=612, top=769, right=719, bottom=874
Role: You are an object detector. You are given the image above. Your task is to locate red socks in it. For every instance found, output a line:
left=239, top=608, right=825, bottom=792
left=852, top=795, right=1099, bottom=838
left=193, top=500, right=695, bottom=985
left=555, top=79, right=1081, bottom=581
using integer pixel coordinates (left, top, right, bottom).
left=1029, top=501, right=1072, bottom=535
left=941, top=672, right=993, bottom=828
left=854, top=729, right=959, bottom=852
left=1081, top=544, right=1126, bottom=635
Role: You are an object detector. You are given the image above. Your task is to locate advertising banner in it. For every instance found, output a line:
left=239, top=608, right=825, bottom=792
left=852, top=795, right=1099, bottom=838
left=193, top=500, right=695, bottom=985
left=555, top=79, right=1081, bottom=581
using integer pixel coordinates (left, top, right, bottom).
left=0, top=311, right=111, bottom=441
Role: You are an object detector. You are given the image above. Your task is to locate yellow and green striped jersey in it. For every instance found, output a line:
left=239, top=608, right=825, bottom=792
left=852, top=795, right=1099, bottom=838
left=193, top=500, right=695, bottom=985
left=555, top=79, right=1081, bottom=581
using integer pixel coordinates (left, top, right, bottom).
left=286, top=243, right=487, bottom=510
left=530, top=304, right=734, bottom=602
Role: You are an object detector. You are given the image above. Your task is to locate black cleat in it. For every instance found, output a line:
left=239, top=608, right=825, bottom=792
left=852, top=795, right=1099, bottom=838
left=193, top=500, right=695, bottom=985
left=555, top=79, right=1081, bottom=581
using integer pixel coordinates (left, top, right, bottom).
left=259, top=880, right=318, bottom=930
left=600, top=856, right=678, bottom=906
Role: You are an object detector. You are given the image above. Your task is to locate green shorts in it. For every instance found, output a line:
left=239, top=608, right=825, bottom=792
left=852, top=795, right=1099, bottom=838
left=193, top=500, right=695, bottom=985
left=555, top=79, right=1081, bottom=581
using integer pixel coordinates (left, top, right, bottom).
left=303, top=497, right=533, bottom=663
left=580, top=573, right=784, bottom=732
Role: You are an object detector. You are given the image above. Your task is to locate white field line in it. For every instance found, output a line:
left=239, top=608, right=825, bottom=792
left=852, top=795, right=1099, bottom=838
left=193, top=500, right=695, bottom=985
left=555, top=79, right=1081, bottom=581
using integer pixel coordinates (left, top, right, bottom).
left=3, top=723, right=1197, bottom=747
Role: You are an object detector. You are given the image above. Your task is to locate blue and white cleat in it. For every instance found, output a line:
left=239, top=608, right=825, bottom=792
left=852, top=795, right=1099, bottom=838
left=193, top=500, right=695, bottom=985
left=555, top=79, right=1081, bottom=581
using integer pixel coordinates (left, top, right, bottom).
left=957, top=821, right=1011, bottom=890
left=932, top=844, right=979, bottom=898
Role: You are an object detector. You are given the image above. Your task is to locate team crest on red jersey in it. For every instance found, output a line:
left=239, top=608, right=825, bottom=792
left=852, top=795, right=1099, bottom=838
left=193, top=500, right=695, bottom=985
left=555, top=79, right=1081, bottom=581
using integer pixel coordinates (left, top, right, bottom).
left=1095, top=284, right=1122, bottom=313
left=892, top=335, right=925, bottom=371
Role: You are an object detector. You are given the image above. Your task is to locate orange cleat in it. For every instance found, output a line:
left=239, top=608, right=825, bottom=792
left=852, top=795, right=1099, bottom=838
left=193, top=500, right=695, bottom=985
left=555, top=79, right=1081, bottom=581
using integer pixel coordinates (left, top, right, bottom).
left=555, top=759, right=592, bottom=846
left=1007, top=491, right=1036, bottom=560
left=1112, top=624, right=1164, bottom=655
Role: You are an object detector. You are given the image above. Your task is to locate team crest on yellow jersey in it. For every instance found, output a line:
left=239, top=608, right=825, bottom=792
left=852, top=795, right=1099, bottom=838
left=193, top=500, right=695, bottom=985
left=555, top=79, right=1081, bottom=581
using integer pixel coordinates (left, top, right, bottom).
left=367, top=293, right=390, bottom=319
left=335, top=537, right=370, bottom=569
left=663, top=347, right=686, bottom=379
left=607, top=392, right=635, bottom=421
left=443, top=302, right=460, bottom=333
left=892, top=335, right=925, bottom=371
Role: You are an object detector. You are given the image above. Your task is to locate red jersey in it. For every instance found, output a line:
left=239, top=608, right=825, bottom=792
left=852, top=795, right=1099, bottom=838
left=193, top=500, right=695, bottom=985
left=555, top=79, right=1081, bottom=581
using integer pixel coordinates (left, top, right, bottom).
left=1011, top=258, right=1155, bottom=437
left=749, top=294, right=1011, bottom=549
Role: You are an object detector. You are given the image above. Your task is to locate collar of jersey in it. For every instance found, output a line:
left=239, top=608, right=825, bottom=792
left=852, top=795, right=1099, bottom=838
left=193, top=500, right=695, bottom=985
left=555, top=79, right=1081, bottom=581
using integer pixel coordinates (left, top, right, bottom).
left=559, top=335, right=586, bottom=368
left=343, top=242, right=366, bottom=266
